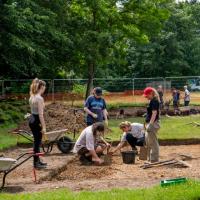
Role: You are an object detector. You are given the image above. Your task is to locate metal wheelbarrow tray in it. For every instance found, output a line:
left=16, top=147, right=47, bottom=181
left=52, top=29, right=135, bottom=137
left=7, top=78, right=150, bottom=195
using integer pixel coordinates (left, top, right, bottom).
left=0, top=152, right=44, bottom=189
left=13, top=129, right=74, bottom=154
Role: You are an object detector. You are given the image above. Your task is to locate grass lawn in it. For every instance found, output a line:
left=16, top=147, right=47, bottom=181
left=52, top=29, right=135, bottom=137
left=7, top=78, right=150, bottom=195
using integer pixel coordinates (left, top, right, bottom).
left=0, top=124, right=29, bottom=150
left=1, top=181, right=200, bottom=200
left=1, top=115, right=200, bottom=150
left=107, top=115, right=200, bottom=141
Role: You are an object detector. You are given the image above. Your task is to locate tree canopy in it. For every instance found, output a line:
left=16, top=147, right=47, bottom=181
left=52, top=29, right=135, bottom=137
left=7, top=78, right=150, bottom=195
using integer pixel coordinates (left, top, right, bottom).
left=0, top=0, right=200, bottom=83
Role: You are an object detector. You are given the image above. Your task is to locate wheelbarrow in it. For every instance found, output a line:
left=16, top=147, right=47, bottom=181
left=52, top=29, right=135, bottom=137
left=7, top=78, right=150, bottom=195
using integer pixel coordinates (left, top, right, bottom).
left=13, top=129, right=74, bottom=154
left=0, top=152, right=44, bottom=189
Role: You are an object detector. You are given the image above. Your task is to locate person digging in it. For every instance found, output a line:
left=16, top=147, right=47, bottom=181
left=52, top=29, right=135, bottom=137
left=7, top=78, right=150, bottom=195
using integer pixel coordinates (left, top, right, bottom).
left=73, top=122, right=111, bottom=165
left=110, top=121, right=145, bottom=155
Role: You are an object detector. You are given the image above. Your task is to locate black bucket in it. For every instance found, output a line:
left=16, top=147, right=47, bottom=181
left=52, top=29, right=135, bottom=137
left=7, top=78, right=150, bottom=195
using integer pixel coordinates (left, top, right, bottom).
left=121, top=151, right=136, bottom=164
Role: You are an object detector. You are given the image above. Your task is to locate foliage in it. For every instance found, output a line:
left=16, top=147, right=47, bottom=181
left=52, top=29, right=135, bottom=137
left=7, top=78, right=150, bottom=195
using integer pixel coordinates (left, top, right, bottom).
left=0, top=0, right=71, bottom=79
left=72, top=84, right=87, bottom=97
left=122, top=1, right=200, bottom=78
left=0, top=0, right=170, bottom=97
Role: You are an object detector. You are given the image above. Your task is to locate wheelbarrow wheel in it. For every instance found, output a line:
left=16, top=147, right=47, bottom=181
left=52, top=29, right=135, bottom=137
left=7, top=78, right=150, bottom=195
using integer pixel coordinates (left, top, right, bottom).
left=57, top=136, right=73, bottom=154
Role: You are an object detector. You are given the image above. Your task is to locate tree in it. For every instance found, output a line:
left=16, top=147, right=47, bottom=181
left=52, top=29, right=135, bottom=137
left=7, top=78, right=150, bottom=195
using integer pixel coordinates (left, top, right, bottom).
left=124, top=1, right=200, bottom=78
left=65, top=0, right=170, bottom=98
left=0, top=0, right=70, bottom=78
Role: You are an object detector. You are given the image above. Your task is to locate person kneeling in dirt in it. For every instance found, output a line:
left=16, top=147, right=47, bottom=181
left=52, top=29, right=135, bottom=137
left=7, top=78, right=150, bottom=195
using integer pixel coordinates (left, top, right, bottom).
left=73, top=122, right=111, bottom=165
left=111, top=121, right=145, bottom=155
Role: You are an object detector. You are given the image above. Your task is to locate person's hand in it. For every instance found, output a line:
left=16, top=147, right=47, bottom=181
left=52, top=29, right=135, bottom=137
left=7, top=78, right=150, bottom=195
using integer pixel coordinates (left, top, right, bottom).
left=105, top=119, right=108, bottom=126
left=108, top=151, right=114, bottom=156
left=106, top=143, right=111, bottom=149
left=92, top=113, right=98, bottom=119
left=41, top=127, right=46, bottom=134
left=92, top=157, right=104, bottom=165
left=42, top=133, right=48, bottom=142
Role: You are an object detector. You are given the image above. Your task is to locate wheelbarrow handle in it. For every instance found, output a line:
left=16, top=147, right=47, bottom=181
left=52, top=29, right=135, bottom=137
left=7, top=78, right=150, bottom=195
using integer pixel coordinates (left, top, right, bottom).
left=35, top=153, right=44, bottom=156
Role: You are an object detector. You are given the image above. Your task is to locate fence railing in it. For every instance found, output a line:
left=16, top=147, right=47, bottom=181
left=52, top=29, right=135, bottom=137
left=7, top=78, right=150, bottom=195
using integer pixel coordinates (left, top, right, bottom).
left=1, top=76, right=200, bottom=105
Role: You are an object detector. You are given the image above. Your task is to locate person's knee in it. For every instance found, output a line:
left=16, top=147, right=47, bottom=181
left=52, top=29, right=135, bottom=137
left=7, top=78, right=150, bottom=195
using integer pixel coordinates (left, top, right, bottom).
left=126, top=133, right=133, bottom=141
left=96, top=144, right=106, bottom=153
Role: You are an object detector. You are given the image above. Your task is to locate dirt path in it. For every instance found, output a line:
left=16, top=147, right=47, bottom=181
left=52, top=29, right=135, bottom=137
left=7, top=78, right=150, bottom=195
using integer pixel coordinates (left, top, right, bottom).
left=0, top=145, right=199, bottom=193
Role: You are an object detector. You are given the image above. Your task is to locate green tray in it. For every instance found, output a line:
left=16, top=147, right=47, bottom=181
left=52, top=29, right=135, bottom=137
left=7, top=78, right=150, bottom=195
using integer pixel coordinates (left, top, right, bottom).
left=160, top=177, right=187, bottom=187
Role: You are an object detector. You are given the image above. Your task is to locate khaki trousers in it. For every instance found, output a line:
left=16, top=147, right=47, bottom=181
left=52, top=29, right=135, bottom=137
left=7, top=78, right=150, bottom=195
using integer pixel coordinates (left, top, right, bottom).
left=145, top=122, right=160, bottom=162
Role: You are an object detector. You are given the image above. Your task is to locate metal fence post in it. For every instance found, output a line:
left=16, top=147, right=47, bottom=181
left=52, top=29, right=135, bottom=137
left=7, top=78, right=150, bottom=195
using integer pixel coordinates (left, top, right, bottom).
left=132, top=78, right=135, bottom=97
left=163, top=77, right=166, bottom=102
left=2, top=80, right=5, bottom=97
left=52, top=79, right=55, bottom=102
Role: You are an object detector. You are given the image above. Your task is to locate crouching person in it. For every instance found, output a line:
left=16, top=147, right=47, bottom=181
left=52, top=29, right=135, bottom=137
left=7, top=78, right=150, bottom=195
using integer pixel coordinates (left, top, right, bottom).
left=111, top=121, right=145, bottom=155
left=73, top=122, right=110, bottom=165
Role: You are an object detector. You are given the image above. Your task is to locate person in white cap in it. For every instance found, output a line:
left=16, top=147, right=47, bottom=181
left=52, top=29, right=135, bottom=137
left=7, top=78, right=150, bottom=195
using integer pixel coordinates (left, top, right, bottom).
left=184, top=85, right=190, bottom=106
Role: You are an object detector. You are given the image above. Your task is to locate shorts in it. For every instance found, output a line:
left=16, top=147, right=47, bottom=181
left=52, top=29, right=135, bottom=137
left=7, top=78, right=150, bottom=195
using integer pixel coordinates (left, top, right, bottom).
left=77, top=143, right=106, bottom=156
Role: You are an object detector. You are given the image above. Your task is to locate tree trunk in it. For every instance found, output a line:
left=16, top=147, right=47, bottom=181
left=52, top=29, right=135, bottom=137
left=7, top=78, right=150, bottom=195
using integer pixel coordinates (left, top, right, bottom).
left=85, top=62, right=95, bottom=100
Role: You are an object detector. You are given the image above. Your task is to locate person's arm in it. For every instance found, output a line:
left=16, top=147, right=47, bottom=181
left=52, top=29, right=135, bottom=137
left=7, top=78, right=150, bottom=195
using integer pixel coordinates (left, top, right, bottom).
left=103, top=109, right=108, bottom=125
left=112, top=141, right=126, bottom=154
left=38, top=98, right=46, bottom=133
left=150, top=110, right=157, bottom=124
left=89, top=150, right=103, bottom=163
left=102, top=99, right=108, bottom=125
left=84, top=97, right=98, bottom=118
left=86, top=131, right=103, bottom=164
left=84, top=107, right=97, bottom=118
left=100, top=136, right=111, bottom=148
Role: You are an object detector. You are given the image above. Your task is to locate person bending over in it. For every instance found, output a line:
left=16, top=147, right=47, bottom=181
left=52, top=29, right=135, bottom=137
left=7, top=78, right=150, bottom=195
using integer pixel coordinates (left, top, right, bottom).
left=73, top=122, right=111, bottom=165
left=111, top=121, right=145, bottom=154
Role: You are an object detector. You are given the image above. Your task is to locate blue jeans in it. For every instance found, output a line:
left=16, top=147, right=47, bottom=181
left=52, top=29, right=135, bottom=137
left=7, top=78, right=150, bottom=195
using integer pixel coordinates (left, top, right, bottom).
left=126, top=133, right=145, bottom=149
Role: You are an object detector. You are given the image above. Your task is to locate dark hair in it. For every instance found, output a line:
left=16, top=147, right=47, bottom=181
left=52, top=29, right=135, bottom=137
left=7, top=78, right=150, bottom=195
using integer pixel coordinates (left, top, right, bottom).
left=92, top=122, right=105, bottom=135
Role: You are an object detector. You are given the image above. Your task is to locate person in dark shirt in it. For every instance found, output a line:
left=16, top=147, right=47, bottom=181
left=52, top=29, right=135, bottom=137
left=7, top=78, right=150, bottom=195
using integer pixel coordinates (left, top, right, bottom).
left=143, top=87, right=160, bottom=163
left=84, top=87, right=108, bottom=126
left=157, top=85, right=164, bottom=109
left=172, top=88, right=180, bottom=115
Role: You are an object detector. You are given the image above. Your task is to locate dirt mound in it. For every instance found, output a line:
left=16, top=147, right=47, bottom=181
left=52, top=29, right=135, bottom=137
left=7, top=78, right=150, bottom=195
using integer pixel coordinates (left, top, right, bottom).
left=18, top=102, right=86, bottom=132
left=55, top=158, right=115, bottom=181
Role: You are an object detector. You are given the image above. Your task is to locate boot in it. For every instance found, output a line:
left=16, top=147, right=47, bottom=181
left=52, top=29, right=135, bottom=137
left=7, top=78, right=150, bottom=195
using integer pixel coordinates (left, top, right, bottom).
left=34, top=161, right=47, bottom=169
left=39, top=159, right=47, bottom=166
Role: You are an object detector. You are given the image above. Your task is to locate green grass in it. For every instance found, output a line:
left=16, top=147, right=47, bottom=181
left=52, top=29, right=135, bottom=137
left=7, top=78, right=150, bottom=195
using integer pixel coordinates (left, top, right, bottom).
left=1, top=181, right=200, bottom=200
left=107, top=115, right=200, bottom=141
left=1, top=115, right=200, bottom=150
left=0, top=124, right=30, bottom=150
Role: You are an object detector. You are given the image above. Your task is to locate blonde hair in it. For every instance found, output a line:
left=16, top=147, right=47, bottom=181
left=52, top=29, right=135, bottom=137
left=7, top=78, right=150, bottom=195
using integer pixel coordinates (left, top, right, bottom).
left=119, top=121, right=131, bottom=129
left=152, top=88, right=160, bottom=102
left=30, top=78, right=46, bottom=96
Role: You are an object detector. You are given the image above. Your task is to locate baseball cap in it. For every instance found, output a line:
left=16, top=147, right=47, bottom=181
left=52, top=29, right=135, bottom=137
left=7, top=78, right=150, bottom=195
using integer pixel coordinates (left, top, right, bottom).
left=143, top=87, right=154, bottom=97
left=94, top=87, right=103, bottom=96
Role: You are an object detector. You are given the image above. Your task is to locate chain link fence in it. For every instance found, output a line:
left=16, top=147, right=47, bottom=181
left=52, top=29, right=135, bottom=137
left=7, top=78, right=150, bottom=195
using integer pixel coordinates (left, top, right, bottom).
left=0, top=77, right=200, bottom=106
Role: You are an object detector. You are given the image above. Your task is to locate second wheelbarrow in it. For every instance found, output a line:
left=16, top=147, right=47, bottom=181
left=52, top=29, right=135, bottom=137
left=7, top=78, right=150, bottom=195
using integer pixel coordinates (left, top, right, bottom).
left=13, top=129, right=74, bottom=154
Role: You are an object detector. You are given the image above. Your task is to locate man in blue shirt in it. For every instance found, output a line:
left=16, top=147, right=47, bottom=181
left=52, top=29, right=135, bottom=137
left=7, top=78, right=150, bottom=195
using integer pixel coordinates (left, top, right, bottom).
left=84, top=87, right=108, bottom=126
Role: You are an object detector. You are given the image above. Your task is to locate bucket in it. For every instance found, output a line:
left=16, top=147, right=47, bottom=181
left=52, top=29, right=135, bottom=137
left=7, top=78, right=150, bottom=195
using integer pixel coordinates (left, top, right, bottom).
left=121, top=151, right=136, bottom=164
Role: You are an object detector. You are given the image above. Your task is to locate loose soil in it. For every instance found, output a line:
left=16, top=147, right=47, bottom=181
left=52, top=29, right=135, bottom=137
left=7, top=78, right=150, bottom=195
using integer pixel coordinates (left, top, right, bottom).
left=18, top=102, right=86, bottom=132
left=1, top=145, right=199, bottom=193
